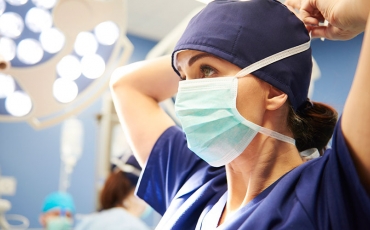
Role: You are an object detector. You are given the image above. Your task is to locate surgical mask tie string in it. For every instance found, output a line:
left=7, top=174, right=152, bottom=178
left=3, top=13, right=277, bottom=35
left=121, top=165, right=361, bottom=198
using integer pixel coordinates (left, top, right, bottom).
left=235, top=40, right=311, bottom=78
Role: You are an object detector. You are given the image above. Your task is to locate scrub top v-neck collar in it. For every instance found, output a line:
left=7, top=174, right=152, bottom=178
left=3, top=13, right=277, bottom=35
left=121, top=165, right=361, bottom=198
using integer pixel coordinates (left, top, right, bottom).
left=200, top=177, right=282, bottom=229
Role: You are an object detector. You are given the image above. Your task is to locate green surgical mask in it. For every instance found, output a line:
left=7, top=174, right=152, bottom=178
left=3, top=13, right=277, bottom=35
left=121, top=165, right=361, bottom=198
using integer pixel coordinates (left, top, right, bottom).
left=46, top=216, right=72, bottom=230
left=175, top=76, right=295, bottom=167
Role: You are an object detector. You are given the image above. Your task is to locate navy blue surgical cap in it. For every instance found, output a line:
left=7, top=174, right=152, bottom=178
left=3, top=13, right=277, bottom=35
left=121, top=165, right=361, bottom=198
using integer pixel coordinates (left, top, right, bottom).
left=172, top=0, right=312, bottom=110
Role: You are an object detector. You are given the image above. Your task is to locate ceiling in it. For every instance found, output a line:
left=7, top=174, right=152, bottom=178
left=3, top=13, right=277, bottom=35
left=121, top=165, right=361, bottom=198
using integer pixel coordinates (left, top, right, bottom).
left=126, top=0, right=205, bottom=41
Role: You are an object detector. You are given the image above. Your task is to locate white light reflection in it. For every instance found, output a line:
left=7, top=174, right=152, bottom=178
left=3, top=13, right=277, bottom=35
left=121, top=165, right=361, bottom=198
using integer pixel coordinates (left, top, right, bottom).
left=0, top=37, right=16, bottom=61
left=17, top=38, right=43, bottom=65
left=5, top=0, right=28, bottom=6
left=0, top=73, right=15, bottom=98
left=40, top=28, right=65, bottom=53
left=0, top=12, right=24, bottom=38
left=5, top=91, right=32, bottom=117
left=32, top=0, right=57, bottom=9
left=74, top=32, right=98, bottom=56
left=53, top=78, right=78, bottom=103
left=94, top=21, right=119, bottom=45
left=81, top=54, right=105, bottom=79
left=56, top=55, right=81, bottom=80
left=0, top=0, right=6, bottom=16
left=25, top=7, right=53, bottom=33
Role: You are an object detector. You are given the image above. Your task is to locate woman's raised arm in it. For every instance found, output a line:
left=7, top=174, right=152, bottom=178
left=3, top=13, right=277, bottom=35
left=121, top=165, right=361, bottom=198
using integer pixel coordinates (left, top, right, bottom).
left=342, top=12, right=370, bottom=194
left=287, top=0, right=370, bottom=193
left=110, top=55, right=179, bottom=166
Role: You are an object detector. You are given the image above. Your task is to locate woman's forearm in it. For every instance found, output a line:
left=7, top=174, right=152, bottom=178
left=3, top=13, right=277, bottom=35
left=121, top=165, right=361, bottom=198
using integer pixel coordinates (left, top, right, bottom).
left=110, top=55, right=179, bottom=166
left=110, top=55, right=179, bottom=102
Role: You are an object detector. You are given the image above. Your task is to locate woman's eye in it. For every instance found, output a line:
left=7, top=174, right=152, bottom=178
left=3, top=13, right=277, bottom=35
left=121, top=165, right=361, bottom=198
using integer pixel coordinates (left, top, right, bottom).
left=200, top=65, right=216, bottom=78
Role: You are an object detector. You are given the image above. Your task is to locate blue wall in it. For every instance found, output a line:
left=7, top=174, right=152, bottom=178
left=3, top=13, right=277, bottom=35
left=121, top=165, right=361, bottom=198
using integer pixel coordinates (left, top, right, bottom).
left=311, top=34, right=364, bottom=113
left=0, top=31, right=364, bottom=228
left=0, top=34, right=157, bottom=228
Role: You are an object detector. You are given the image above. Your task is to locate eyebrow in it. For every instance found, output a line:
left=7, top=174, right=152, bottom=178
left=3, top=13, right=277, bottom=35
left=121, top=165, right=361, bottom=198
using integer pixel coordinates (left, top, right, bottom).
left=177, top=53, right=221, bottom=72
left=188, top=53, right=217, bottom=66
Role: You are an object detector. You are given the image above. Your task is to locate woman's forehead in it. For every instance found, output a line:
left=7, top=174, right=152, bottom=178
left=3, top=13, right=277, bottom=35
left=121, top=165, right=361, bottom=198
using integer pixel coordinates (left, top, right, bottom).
left=176, top=50, right=206, bottom=62
left=176, top=50, right=228, bottom=69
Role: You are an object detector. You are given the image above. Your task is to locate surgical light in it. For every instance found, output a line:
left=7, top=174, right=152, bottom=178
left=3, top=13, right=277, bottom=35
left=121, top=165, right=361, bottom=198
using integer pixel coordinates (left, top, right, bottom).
left=94, top=21, right=120, bottom=46
left=0, top=37, right=16, bottom=61
left=25, top=7, right=52, bottom=33
left=5, top=0, right=28, bottom=6
left=81, top=54, right=105, bottom=79
left=31, top=0, right=57, bottom=9
left=74, top=31, right=98, bottom=57
left=0, top=73, right=15, bottom=98
left=39, top=27, right=65, bottom=54
left=16, top=38, right=43, bottom=64
left=56, top=55, right=81, bottom=80
left=0, top=12, right=24, bottom=38
left=0, top=0, right=133, bottom=129
left=53, top=78, right=78, bottom=104
left=0, top=0, right=5, bottom=15
left=5, top=91, right=32, bottom=117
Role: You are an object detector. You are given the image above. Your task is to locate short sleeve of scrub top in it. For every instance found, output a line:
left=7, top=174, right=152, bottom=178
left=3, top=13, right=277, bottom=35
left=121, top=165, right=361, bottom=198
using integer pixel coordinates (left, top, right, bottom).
left=136, top=118, right=370, bottom=230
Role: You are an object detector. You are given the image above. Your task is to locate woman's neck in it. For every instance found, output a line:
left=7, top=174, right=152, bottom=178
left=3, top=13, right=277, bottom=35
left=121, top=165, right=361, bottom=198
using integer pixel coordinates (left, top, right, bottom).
left=219, top=133, right=303, bottom=225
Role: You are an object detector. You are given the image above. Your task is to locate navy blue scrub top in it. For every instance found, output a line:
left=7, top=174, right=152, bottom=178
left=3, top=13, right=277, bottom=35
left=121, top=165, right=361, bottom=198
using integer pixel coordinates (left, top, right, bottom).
left=136, top=118, right=370, bottom=229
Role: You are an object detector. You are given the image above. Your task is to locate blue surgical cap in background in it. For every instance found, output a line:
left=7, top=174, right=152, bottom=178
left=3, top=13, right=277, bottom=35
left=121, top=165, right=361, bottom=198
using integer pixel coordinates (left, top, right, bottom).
left=42, top=191, right=75, bottom=214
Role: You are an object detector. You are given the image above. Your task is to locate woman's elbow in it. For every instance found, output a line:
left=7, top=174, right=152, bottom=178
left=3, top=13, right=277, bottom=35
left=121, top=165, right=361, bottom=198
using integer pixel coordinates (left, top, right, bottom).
left=109, top=67, right=126, bottom=91
left=110, top=61, right=147, bottom=91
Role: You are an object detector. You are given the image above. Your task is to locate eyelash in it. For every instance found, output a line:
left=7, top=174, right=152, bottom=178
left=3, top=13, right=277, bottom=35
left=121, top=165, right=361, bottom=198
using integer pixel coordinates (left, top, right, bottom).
left=179, top=64, right=218, bottom=81
left=200, top=65, right=217, bottom=78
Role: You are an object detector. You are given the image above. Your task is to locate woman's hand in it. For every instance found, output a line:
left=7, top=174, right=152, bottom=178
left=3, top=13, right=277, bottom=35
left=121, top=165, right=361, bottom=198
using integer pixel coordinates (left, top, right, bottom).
left=285, top=0, right=369, bottom=40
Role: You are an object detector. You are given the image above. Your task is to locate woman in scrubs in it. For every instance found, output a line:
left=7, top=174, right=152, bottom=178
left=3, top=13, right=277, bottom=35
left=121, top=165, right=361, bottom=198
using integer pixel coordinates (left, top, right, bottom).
left=75, top=155, right=151, bottom=230
left=110, top=0, right=370, bottom=229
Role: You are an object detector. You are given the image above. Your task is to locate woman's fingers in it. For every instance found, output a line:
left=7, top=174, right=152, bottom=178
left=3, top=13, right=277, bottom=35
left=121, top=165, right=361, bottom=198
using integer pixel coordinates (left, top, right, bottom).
left=302, top=16, right=320, bottom=26
left=310, top=24, right=360, bottom=40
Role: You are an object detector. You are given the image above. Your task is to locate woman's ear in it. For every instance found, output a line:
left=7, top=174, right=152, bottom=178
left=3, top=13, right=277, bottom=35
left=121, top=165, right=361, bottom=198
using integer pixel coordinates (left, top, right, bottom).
left=266, top=85, right=288, bottom=111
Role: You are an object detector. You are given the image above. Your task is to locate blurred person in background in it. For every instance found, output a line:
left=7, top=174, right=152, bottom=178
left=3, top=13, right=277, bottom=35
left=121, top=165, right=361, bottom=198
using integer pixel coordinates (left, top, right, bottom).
left=39, top=191, right=75, bottom=230
left=75, top=155, right=159, bottom=230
